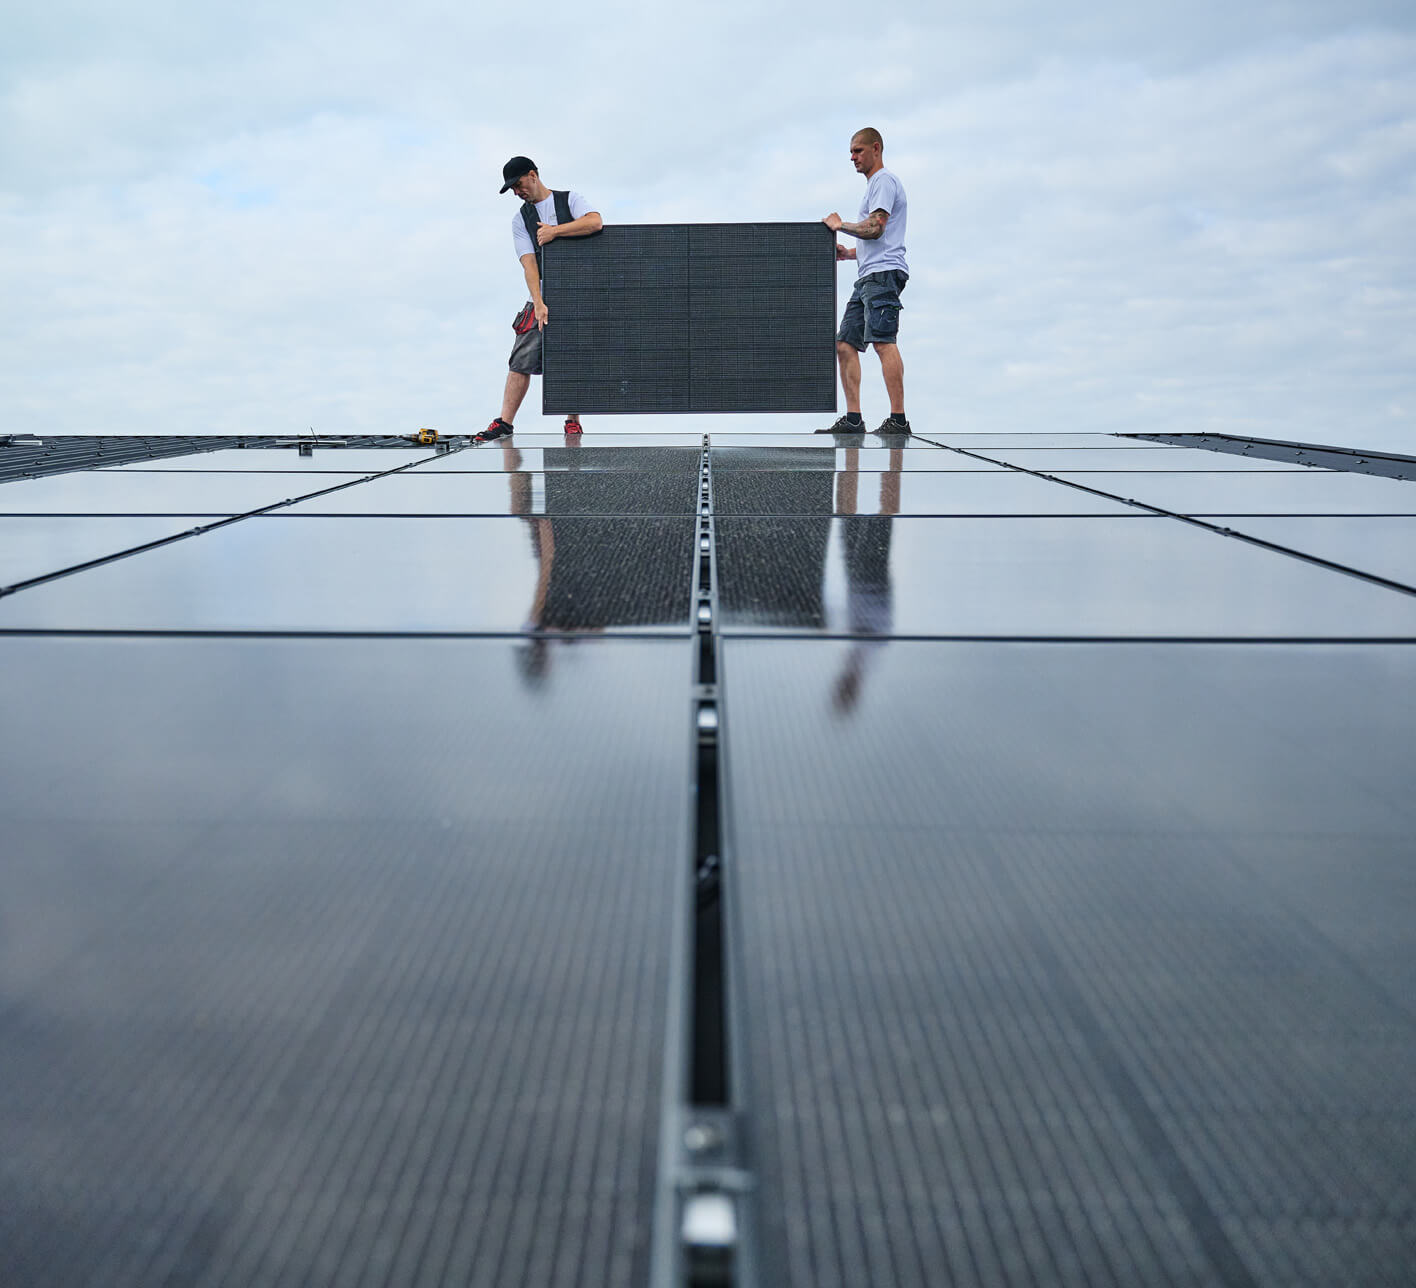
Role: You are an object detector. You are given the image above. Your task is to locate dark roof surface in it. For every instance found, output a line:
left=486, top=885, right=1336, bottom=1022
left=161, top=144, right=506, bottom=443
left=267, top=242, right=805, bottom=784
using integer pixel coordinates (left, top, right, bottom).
left=1, top=430, right=1413, bottom=1287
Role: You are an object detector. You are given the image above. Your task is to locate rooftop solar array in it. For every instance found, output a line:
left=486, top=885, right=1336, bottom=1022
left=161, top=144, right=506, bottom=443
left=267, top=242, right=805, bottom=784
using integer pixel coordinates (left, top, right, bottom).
left=1, top=429, right=1413, bottom=1287
left=1131, top=431, right=1416, bottom=479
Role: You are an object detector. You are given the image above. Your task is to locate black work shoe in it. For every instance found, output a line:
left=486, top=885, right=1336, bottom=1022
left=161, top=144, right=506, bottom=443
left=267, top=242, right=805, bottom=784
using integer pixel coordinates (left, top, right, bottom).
left=815, top=415, right=866, bottom=434
left=875, top=417, right=912, bottom=436
left=474, top=418, right=513, bottom=443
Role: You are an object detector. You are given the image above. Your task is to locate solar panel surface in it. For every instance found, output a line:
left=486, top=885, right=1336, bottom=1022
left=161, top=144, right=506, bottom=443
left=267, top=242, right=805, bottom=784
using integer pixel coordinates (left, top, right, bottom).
left=541, top=224, right=836, bottom=414
left=1, top=430, right=1412, bottom=1288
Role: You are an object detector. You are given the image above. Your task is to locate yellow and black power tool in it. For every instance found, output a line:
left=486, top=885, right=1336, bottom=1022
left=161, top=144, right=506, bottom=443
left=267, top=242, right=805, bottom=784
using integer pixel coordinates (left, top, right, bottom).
left=411, top=428, right=438, bottom=445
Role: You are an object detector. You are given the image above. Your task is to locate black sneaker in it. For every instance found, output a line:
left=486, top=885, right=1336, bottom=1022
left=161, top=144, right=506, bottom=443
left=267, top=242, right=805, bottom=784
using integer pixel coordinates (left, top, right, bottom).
left=474, top=418, right=513, bottom=443
left=815, top=415, right=866, bottom=434
left=875, top=417, right=912, bottom=436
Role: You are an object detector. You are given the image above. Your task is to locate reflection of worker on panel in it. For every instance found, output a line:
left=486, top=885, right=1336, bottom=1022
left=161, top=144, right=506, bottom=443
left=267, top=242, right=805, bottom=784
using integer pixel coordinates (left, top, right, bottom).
left=477, top=156, right=603, bottom=443
left=832, top=446, right=902, bottom=712
left=502, top=443, right=602, bottom=685
left=713, top=448, right=835, bottom=630
left=503, top=444, right=691, bottom=685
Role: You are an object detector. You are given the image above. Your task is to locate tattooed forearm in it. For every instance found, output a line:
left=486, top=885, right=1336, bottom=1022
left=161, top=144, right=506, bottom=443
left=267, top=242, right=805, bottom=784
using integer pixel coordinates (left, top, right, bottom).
left=838, top=210, right=889, bottom=240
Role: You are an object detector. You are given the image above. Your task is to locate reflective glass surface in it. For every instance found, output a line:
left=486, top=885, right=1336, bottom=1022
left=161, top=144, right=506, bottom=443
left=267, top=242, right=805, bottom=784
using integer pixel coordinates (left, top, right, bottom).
left=1207, top=516, right=1416, bottom=588
left=0, top=516, right=199, bottom=587
left=715, top=516, right=1416, bottom=637
left=1050, top=470, right=1416, bottom=514
left=9, top=432, right=1414, bottom=1287
left=416, top=445, right=702, bottom=472
left=0, top=516, right=695, bottom=632
left=973, top=447, right=1317, bottom=471
left=103, top=448, right=437, bottom=471
left=0, top=470, right=345, bottom=514
left=497, top=433, right=708, bottom=447
left=282, top=470, right=697, bottom=515
left=712, top=446, right=1000, bottom=471
left=725, top=639, right=1416, bottom=1288
left=707, top=434, right=953, bottom=449
left=712, top=469, right=1136, bottom=515
left=0, top=634, right=688, bottom=1285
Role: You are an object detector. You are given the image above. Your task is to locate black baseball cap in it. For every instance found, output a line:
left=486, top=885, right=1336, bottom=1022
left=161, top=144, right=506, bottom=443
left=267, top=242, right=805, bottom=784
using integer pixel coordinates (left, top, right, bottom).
left=499, top=156, right=537, bottom=193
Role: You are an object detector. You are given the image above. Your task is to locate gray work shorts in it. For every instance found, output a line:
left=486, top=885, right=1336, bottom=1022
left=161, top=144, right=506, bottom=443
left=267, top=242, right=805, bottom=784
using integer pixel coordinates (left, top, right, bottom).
left=509, top=303, right=542, bottom=375
left=837, top=270, right=908, bottom=350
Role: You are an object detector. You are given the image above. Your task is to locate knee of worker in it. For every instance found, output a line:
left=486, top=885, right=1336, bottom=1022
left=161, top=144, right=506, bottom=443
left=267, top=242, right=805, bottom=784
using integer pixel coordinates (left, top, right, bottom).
left=836, top=340, right=859, bottom=362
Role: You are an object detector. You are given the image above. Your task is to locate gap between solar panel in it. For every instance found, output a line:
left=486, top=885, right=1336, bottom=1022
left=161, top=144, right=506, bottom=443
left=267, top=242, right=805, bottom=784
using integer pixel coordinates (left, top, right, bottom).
left=654, top=436, right=761, bottom=1288
left=693, top=440, right=724, bottom=1109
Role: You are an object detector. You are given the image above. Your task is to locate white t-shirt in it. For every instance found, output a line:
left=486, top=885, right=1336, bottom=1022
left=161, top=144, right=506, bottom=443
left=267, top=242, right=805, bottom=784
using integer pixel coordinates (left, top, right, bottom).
left=511, top=190, right=593, bottom=260
left=855, top=168, right=908, bottom=278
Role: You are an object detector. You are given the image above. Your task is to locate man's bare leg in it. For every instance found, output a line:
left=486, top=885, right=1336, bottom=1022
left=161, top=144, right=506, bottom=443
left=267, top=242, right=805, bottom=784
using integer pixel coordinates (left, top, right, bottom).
left=875, top=343, right=905, bottom=415
left=837, top=341, right=863, bottom=413
left=500, top=371, right=531, bottom=424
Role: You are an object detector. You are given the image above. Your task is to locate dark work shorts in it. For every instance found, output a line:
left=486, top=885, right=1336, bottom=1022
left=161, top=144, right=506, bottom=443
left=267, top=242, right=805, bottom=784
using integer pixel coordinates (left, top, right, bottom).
left=837, top=270, right=908, bottom=350
left=509, top=302, right=542, bottom=375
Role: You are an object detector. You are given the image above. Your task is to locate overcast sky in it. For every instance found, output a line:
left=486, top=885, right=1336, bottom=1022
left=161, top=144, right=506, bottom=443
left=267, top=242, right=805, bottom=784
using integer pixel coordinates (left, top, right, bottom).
left=2, top=1, right=1413, bottom=450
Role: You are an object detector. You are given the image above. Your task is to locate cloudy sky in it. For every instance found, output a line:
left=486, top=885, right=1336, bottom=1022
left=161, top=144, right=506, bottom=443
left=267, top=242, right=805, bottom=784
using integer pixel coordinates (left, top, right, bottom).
left=2, top=0, right=1413, bottom=450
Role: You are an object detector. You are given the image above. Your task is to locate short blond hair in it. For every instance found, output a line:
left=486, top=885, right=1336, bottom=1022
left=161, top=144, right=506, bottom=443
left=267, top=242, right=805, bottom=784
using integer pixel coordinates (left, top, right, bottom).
left=852, top=127, right=883, bottom=149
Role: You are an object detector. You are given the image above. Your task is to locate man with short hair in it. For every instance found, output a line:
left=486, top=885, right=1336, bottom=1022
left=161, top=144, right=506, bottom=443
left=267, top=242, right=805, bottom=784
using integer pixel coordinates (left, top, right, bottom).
left=819, top=128, right=911, bottom=436
left=476, top=156, right=603, bottom=443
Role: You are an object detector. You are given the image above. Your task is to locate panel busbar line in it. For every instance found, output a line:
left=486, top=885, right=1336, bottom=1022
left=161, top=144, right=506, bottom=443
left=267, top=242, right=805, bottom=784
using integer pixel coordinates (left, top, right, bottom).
left=542, top=223, right=837, bottom=415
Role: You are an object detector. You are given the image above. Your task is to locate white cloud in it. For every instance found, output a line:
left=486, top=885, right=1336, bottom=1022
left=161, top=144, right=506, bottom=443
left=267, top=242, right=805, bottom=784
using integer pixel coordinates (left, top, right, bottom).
left=1, top=1, right=1413, bottom=449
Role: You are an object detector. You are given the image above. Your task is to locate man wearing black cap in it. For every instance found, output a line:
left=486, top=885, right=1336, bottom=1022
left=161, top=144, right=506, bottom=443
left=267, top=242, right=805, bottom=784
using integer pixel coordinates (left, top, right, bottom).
left=476, top=157, right=603, bottom=443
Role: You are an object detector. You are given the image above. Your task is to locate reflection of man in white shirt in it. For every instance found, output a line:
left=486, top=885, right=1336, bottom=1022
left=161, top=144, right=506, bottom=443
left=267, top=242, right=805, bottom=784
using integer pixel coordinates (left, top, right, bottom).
left=476, top=156, right=603, bottom=443
left=832, top=445, right=901, bottom=712
left=821, top=128, right=911, bottom=436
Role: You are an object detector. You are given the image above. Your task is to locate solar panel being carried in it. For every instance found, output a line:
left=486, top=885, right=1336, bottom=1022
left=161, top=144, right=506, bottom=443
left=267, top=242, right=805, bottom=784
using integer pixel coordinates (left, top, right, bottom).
left=541, top=224, right=837, bottom=414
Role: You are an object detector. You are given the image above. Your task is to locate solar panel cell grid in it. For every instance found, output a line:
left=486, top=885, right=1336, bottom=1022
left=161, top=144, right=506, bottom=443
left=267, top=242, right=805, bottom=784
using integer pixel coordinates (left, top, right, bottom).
left=551, top=319, right=691, bottom=352
left=542, top=223, right=835, bottom=413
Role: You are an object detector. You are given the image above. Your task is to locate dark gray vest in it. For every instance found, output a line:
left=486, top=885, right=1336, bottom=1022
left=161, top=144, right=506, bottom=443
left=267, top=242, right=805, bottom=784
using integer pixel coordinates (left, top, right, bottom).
left=520, top=190, right=573, bottom=274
